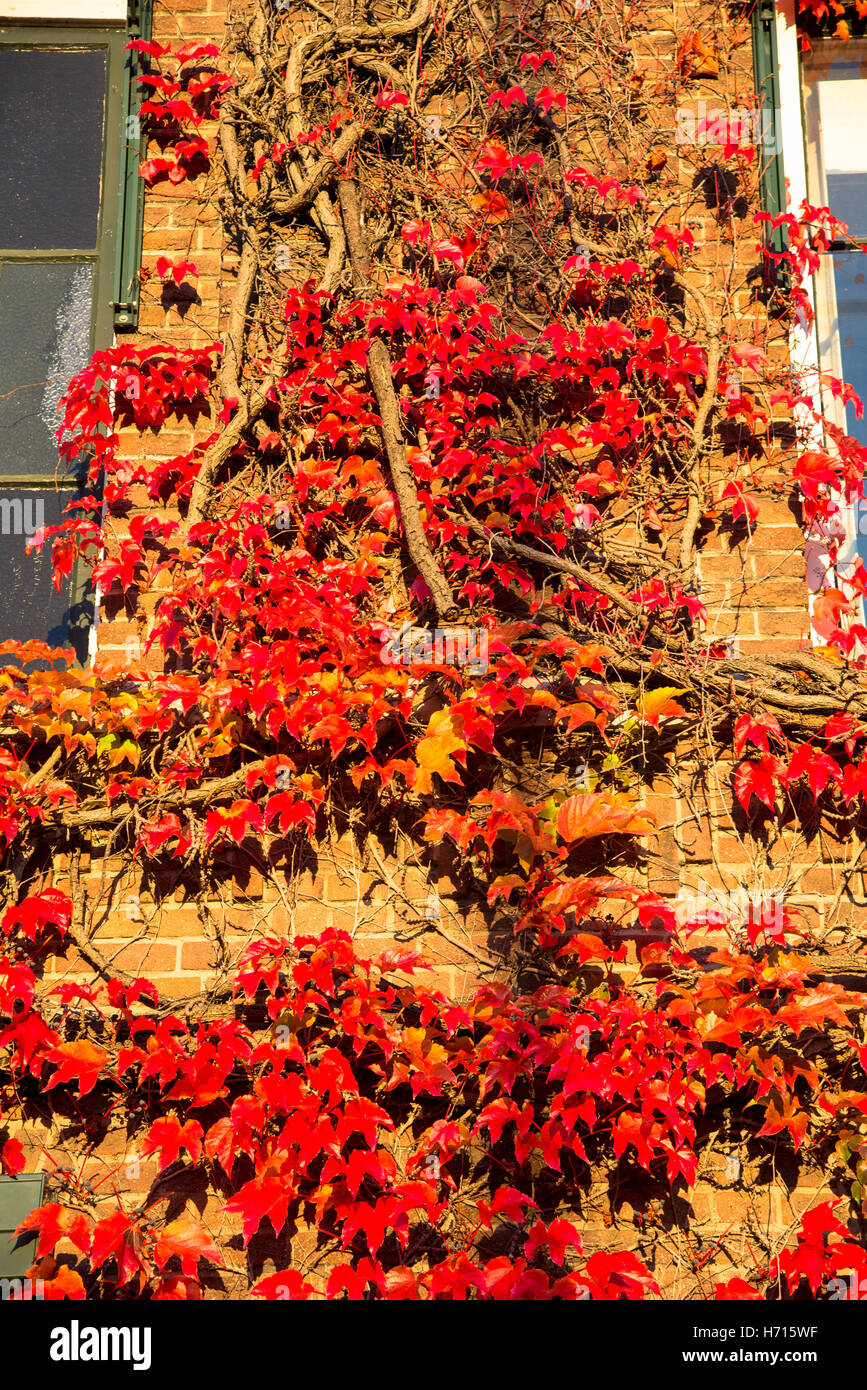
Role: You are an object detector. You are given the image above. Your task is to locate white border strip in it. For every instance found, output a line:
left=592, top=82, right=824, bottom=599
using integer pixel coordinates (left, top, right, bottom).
left=0, top=3, right=125, bottom=20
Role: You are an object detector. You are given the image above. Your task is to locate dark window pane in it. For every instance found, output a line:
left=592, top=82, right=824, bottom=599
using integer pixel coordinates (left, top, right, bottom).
left=0, top=261, right=94, bottom=478
left=0, top=487, right=86, bottom=660
left=0, top=47, right=106, bottom=249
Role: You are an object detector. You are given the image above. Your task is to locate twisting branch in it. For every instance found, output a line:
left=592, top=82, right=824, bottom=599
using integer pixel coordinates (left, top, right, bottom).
left=676, top=279, right=725, bottom=581
left=337, top=178, right=457, bottom=619
left=185, top=97, right=263, bottom=526
left=453, top=503, right=867, bottom=723
left=219, top=238, right=258, bottom=404
left=454, top=499, right=643, bottom=622
left=186, top=375, right=274, bottom=526
left=270, top=122, right=364, bottom=216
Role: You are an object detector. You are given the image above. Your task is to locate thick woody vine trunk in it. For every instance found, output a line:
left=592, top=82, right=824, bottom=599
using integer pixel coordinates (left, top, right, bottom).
left=337, top=178, right=456, bottom=619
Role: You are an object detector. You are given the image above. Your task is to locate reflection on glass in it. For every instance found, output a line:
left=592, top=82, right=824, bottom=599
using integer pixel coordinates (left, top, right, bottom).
left=0, top=261, right=94, bottom=477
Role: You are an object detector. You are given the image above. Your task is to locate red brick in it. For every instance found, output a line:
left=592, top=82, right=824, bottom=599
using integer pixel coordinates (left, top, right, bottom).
left=699, top=554, right=748, bottom=580
left=750, top=553, right=805, bottom=579
left=293, top=902, right=337, bottom=934
left=98, top=942, right=179, bottom=973
left=156, top=976, right=205, bottom=998
left=747, top=580, right=808, bottom=608
left=790, top=863, right=838, bottom=895
left=739, top=637, right=811, bottom=657
left=180, top=940, right=220, bottom=970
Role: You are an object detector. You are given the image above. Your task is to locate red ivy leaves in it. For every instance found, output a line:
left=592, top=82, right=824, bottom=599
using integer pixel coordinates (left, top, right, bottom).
left=0, top=16, right=866, bottom=1308
left=141, top=1117, right=204, bottom=1173
left=733, top=711, right=784, bottom=758
left=155, top=257, right=199, bottom=285
left=773, top=1201, right=867, bottom=1295
left=733, top=758, right=780, bottom=814
left=17, top=1203, right=92, bottom=1259
left=0, top=1134, right=25, bottom=1175
left=44, top=1041, right=108, bottom=1098
left=1, top=889, right=71, bottom=942
left=1, top=912, right=865, bottom=1298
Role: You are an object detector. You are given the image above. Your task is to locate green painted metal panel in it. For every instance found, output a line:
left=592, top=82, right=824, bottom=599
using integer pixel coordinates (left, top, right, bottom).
left=0, top=1171, right=45, bottom=1279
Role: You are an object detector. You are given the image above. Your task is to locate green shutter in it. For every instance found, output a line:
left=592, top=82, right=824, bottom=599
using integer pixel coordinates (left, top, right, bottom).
left=113, top=0, right=152, bottom=331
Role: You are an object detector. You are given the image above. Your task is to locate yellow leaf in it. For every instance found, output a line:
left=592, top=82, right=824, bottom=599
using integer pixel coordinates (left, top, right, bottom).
left=637, top=686, right=687, bottom=726
left=108, top=739, right=140, bottom=769
left=415, top=732, right=466, bottom=794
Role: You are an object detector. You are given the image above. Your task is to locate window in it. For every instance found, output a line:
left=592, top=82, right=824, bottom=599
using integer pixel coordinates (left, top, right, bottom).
left=801, top=38, right=867, bottom=456
left=0, top=1170, right=45, bottom=1281
left=764, top=0, right=867, bottom=625
left=0, top=3, right=146, bottom=661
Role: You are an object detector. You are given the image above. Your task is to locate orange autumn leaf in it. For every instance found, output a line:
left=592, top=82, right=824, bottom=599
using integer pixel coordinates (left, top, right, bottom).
left=556, top=701, right=598, bottom=733
left=400, top=1027, right=448, bottom=1069
left=153, top=1218, right=221, bottom=1276
left=415, top=711, right=468, bottom=794
left=566, top=643, right=610, bottom=673
left=45, top=1041, right=108, bottom=1097
left=637, top=686, right=687, bottom=726
left=812, top=588, right=850, bottom=640
left=39, top=1265, right=87, bottom=1300
left=757, top=1089, right=811, bottom=1151
left=469, top=189, right=509, bottom=224
left=542, top=875, right=646, bottom=913
left=17, top=1202, right=92, bottom=1258
left=556, top=792, right=656, bottom=843
left=556, top=933, right=626, bottom=963
left=417, top=734, right=466, bottom=781
left=678, top=33, right=719, bottom=79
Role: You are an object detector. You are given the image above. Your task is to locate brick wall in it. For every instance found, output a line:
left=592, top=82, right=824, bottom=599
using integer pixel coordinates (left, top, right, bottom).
left=31, top=0, right=859, bottom=1293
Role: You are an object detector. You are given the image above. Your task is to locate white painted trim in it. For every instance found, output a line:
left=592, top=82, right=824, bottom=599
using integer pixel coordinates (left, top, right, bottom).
left=775, top=0, right=864, bottom=642
left=0, top=2, right=125, bottom=21
left=775, top=0, right=820, bottom=411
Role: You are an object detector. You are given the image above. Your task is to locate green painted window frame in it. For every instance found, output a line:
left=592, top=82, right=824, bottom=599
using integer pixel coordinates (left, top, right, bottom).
left=751, top=0, right=790, bottom=293
left=0, top=7, right=147, bottom=662
left=115, top=0, right=152, bottom=331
